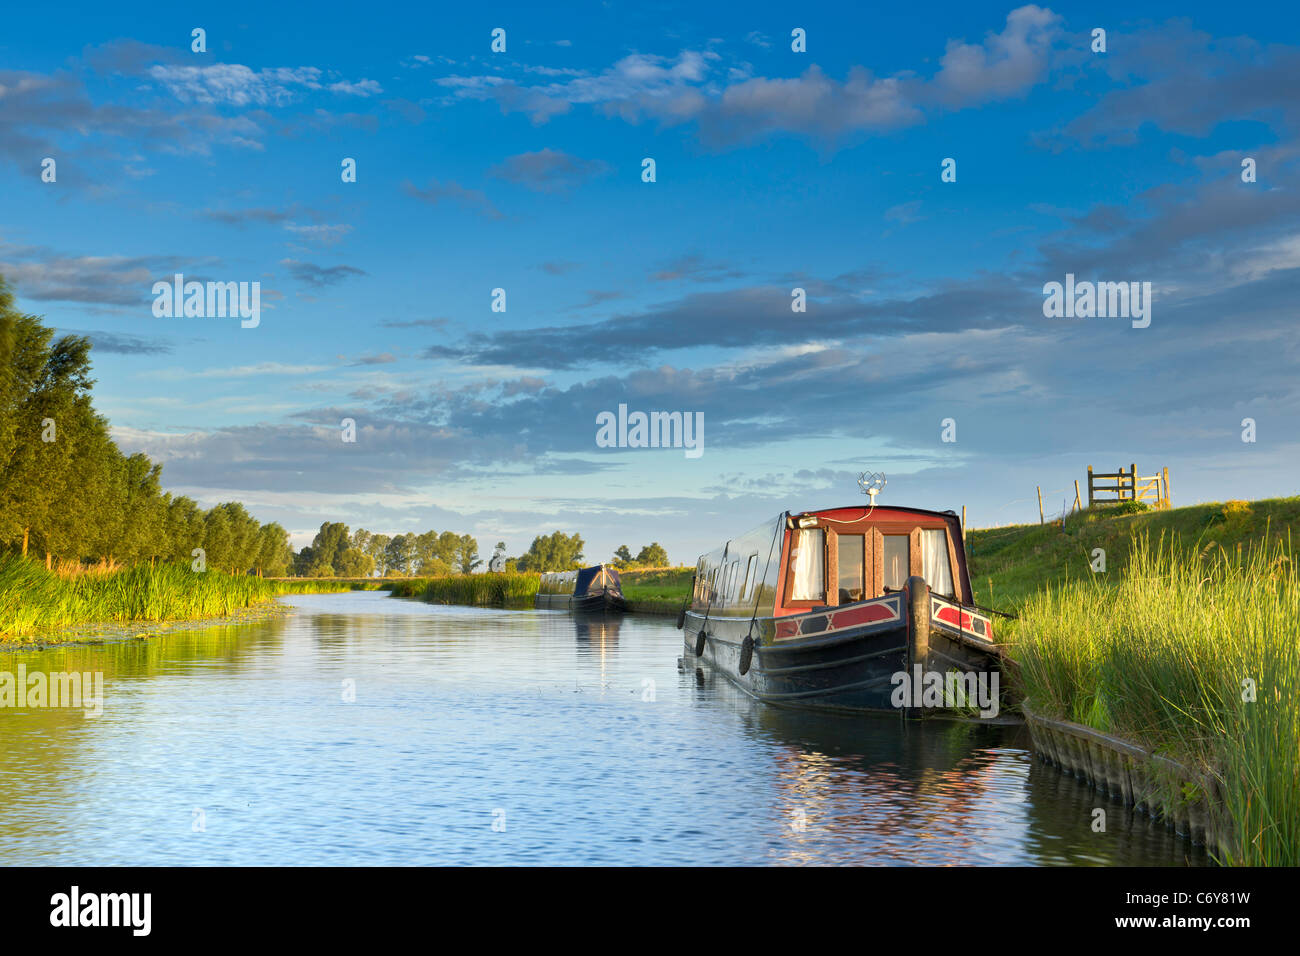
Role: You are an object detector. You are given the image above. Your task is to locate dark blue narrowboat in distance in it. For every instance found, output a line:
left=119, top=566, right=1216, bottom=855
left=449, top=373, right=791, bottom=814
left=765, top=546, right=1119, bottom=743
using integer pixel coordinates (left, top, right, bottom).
left=536, top=564, right=628, bottom=613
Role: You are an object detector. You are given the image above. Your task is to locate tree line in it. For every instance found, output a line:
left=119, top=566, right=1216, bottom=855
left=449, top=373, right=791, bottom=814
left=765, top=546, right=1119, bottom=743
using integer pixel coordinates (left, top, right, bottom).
left=295, top=524, right=483, bottom=577
left=2, top=277, right=671, bottom=579
left=0, top=280, right=293, bottom=575
left=612, top=543, right=670, bottom=568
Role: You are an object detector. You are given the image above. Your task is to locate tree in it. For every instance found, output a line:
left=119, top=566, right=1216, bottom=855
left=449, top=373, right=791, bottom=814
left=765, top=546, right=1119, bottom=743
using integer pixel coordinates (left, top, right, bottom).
left=613, top=545, right=633, bottom=568
left=455, top=534, right=481, bottom=574
left=165, top=496, right=206, bottom=564
left=202, top=507, right=234, bottom=573
left=635, top=542, right=670, bottom=567
left=296, top=522, right=350, bottom=576
left=516, top=531, right=584, bottom=572
left=412, top=530, right=450, bottom=576
left=337, top=547, right=375, bottom=578
left=384, top=533, right=417, bottom=576
left=0, top=286, right=99, bottom=561
left=211, top=501, right=259, bottom=574
left=364, top=532, right=391, bottom=577
left=256, top=523, right=292, bottom=577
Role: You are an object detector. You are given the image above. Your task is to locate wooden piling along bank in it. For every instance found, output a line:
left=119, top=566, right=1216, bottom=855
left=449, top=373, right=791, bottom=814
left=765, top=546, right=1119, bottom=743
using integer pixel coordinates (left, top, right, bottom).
left=1022, top=703, right=1231, bottom=859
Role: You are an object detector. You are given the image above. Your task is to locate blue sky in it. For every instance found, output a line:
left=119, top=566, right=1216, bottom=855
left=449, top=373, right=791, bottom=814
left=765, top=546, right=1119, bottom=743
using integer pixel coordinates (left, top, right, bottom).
left=2, top=2, right=1298, bottom=563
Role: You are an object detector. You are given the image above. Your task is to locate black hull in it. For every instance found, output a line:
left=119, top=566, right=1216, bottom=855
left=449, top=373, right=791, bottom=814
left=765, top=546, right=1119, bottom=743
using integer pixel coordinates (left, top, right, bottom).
left=535, top=590, right=628, bottom=613
left=570, top=590, right=628, bottom=614
left=683, top=581, right=1003, bottom=716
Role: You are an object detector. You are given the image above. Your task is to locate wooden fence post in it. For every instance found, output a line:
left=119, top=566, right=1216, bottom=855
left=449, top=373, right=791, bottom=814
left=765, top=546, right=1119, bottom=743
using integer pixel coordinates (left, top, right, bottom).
left=1086, top=466, right=1094, bottom=508
left=1073, top=479, right=1082, bottom=512
left=1129, top=463, right=1137, bottom=501
left=1163, top=467, right=1171, bottom=508
left=1037, top=486, right=1044, bottom=525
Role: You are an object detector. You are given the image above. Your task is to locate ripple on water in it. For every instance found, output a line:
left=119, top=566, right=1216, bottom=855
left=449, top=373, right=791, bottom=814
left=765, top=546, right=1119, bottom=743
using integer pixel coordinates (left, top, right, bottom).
left=0, top=592, right=1209, bottom=866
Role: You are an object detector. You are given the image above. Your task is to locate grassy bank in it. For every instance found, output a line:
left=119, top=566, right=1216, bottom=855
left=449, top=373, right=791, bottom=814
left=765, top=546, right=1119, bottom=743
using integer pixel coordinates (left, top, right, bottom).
left=388, top=566, right=695, bottom=614
left=620, top=568, right=694, bottom=614
left=0, top=554, right=367, bottom=641
left=1006, top=532, right=1299, bottom=866
left=966, top=496, right=1300, bottom=611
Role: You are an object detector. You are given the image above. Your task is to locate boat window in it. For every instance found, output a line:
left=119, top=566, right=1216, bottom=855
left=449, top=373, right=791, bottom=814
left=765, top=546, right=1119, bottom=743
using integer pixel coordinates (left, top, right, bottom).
left=837, top=534, right=865, bottom=604
left=922, top=529, right=954, bottom=597
left=882, top=535, right=909, bottom=591
left=727, top=560, right=741, bottom=602
left=790, top=528, right=825, bottom=602
left=739, top=554, right=758, bottom=601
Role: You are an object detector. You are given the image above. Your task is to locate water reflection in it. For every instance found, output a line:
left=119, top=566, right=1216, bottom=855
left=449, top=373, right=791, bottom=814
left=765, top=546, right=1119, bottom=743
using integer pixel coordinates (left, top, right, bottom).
left=687, top=663, right=1209, bottom=866
left=572, top=611, right=622, bottom=645
left=0, top=592, right=1207, bottom=866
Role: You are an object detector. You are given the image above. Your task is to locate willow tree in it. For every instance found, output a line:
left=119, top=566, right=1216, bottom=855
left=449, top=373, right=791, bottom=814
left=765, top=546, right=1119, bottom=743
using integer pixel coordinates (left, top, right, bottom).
left=0, top=280, right=100, bottom=562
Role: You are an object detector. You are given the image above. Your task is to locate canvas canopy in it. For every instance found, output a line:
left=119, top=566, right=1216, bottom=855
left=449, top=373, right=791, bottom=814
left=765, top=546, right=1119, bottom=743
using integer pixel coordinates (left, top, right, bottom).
left=573, top=564, right=622, bottom=597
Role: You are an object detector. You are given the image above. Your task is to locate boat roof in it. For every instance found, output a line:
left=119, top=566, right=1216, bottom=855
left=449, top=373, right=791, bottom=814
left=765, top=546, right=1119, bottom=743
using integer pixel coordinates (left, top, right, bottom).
left=792, top=503, right=960, bottom=521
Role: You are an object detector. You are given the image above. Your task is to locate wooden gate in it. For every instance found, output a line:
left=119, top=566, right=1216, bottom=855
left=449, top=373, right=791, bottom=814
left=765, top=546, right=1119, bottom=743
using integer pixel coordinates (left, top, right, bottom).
left=1086, top=464, right=1170, bottom=509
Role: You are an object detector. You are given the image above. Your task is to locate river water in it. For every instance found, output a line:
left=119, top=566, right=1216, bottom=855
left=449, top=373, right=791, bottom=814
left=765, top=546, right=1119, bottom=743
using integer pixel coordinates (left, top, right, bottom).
left=0, top=591, right=1208, bottom=866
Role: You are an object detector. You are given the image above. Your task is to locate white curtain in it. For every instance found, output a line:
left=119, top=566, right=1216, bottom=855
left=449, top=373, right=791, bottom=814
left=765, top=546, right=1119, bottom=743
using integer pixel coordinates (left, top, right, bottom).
left=922, top=529, right=954, bottom=597
left=791, top=529, right=825, bottom=601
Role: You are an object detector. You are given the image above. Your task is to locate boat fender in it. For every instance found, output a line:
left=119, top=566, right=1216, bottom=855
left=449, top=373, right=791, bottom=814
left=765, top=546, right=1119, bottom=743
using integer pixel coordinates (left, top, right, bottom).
left=739, top=636, right=754, bottom=675
left=694, top=630, right=707, bottom=656
left=676, top=606, right=686, bottom=629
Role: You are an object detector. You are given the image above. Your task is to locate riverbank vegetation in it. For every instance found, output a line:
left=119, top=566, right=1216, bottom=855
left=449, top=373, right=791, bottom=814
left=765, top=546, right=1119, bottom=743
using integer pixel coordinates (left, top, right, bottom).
left=1, top=280, right=293, bottom=576
left=1007, top=532, right=1299, bottom=866
left=388, top=566, right=693, bottom=614
left=965, top=495, right=1300, bottom=611
left=0, top=553, right=368, bottom=641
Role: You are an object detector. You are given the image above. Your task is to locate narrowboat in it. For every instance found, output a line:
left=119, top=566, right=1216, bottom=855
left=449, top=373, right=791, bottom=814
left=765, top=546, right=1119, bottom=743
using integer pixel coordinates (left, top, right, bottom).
left=535, top=564, right=628, bottom=613
left=680, top=503, right=1005, bottom=717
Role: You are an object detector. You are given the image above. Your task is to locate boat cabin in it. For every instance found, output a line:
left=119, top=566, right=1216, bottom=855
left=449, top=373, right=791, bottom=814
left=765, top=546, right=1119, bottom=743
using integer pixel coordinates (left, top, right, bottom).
left=691, top=506, right=971, bottom=619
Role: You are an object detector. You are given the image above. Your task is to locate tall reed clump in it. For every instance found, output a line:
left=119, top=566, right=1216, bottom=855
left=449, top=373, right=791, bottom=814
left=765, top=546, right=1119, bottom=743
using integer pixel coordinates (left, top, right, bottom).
left=389, top=572, right=540, bottom=607
left=0, top=554, right=359, bottom=639
left=1009, top=531, right=1300, bottom=866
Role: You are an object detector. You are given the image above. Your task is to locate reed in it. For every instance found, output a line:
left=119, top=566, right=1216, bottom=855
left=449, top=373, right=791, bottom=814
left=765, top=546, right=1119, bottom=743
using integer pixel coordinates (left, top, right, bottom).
left=388, top=572, right=540, bottom=607
left=1007, top=532, right=1300, bottom=866
left=389, top=567, right=697, bottom=613
left=0, top=554, right=362, bottom=640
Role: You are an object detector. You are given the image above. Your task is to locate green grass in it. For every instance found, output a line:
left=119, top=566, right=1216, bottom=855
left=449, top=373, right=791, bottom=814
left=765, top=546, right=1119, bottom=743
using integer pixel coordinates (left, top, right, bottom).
left=620, top=567, right=694, bottom=614
left=966, top=496, right=1300, bottom=613
left=1004, top=530, right=1299, bottom=866
left=0, top=554, right=367, bottom=641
